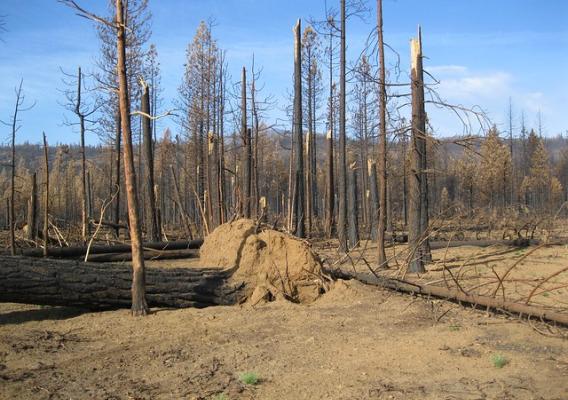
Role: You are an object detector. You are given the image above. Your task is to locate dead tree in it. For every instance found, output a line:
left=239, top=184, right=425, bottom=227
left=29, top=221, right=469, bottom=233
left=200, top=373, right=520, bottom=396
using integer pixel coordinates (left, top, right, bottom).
left=0, top=256, right=244, bottom=310
left=293, top=19, right=305, bottom=238
left=26, top=173, right=37, bottom=242
left=3, top=80, right=30, bottom=255
left=324, top=17, right=336, bottom=239
left=42, top=132, right=49, bottom=257
left=347, top=164, right=359, bottom=248
left=337, top=0, right=348, bottom=251
left=61, top=66, right=99, bottom=243
left=408, top=28, right=430, bottom=273
left=140, top=79, right=160, bottom=242
left=368, top=160, right=379, bottom=240
left=240, top=67, right=252, bottom=218
left=376, top=0, right=388, bottom=267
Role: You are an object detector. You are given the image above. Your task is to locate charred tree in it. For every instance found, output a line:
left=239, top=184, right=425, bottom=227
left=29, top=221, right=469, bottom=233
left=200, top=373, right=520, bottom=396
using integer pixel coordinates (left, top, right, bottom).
left=376, top=0, right=388, bottom=267
left=141, top=80, right=160, bottom=242
left=42, top=132, right=49, bottom=257
left=240, top=67, right=252, bottom=218
left=347, top=164, right=360, bottom=248
left=292, top=19, right=305, bottom=238
left=0, top=256, right=245, bottom=310
left=337, top=0, right=348, bottom=251
left=26, top=173, right=37, bottom=242
left=408, top=29, right=429, bottom=273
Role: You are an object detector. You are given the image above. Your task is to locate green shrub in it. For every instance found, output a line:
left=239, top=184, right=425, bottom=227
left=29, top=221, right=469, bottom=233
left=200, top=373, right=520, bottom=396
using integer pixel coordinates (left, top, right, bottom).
left=239, top=372, right=259, bottom=385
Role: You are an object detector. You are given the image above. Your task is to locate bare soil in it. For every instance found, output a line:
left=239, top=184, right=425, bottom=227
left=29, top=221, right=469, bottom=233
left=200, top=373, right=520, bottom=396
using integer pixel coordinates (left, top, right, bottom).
left=1, top=235, right=568, bottom=399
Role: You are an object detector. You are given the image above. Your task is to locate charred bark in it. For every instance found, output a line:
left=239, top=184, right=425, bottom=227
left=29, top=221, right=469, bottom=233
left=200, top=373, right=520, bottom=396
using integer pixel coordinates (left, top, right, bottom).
left=0, top=256, right=245, bottom=310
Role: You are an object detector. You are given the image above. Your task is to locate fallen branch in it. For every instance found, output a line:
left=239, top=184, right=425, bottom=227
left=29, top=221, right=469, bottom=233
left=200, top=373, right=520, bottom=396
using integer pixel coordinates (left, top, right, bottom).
left=21, top=239, right=204, bottom=258
left=338, top=270, right=568, bottom=327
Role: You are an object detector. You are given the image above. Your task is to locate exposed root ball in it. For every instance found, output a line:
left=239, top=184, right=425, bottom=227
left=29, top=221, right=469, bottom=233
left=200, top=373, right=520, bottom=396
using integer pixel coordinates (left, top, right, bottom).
left=200, top=219, right=327, bottom=304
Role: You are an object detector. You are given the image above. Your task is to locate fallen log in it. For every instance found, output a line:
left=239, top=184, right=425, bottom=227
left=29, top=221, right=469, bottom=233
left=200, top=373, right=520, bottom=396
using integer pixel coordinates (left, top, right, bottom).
left=91, top=219, right=128, bottom=230
left=0, top=256, right=244, bottom=309
left=429, top=238, right=537, bottom=250
left=21, top=239, right=204, bottom=258
left=342, top=270, right=568, bottom=327
left=84, top=248, right=199, bottom=262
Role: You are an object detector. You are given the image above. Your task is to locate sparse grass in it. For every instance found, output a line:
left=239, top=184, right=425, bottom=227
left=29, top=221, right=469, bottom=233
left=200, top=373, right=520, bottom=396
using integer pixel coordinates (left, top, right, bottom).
left=212, top=394, right=228, bottom=400
left=491, top=354, right=508, bottom=368
left=542, top=292, right=550, bottom=297
left=449, top=324, right=461, bottom=331
left=239, top=372, right=259, bottom=385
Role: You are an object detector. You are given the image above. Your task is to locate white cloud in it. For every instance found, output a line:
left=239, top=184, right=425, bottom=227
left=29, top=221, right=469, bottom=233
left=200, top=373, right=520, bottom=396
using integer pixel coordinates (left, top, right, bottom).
left=429, top=65, right=513, bottom=100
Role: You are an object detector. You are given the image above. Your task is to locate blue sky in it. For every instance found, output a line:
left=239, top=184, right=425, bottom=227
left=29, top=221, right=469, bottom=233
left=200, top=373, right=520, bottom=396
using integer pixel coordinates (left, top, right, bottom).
left=0, top=0, right=567, bottom=145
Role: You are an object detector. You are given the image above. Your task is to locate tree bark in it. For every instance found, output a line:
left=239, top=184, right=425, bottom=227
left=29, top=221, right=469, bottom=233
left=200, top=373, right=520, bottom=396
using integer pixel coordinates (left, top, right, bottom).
left=26, top=173, right=37, bottom=242
left=116, top=0, right=148, bottom=316
left=347, top=165, right=359, bottom=248
left=21, top=239, right=204, bottom=258
left=293, top=19, right=305, bottom=238
left=113, top=108, right=122, bottom=237
left=376, top=0, right=388, bottom=267
left=0, top=256, right=245, bottom=310
left=337, top=0, right=348, bottom=251
left=368, top=161, right=379, bottom=241
left=141, top=81, right=160, bottom=242
left=76, top=67, right=90, bottom=243
left=343, top=270, right=568, bottom=327
left=42, top=133, right=49, bottom=258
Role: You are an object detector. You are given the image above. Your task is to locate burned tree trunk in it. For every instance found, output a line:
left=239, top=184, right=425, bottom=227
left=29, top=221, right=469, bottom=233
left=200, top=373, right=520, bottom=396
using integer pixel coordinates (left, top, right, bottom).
left=26, top=173, right=37, bottom=242
left=337, top=0, right=348, bottom=251
left=240, top=67, right=252, bottom=218
left=22, top=239, right=203, bottom=258
left=376, top=0, right=388, bottom=268
left=347, top=165, right=359, bottom=248
left=408, top=33, right=424, bottom=273
left=325, top=129, right=335, bottom=238
left=415, top=27, right=432, bottom=264
left=116, top=0, right=148, bottom=316
left=76, top=67, right=90, bottom=243
left=113, top=108, right=122, bottom=237
left=368, top=161, right=379, bottom=241
left=141, top=80, right=160, bottom=242
left=42, top=133, right=49, bottom=258
left=0, top=256, right=244, bottom=309
left=293, top=19, right=305, bottom=238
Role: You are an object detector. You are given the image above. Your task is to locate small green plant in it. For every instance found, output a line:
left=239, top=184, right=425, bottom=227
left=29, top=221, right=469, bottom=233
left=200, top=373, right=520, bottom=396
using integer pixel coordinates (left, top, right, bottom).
left=212, top=394, right=228, bottom=400
left=491, top=354, right=508, bottom=368
left=239, top=372, right=259, bottom=385
left=449, top=325, right=461, bottom=331
left=542, top=292, right=550, bottom=297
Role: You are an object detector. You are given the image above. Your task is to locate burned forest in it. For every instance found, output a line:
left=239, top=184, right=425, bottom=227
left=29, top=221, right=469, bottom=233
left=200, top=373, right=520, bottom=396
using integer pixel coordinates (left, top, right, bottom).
left=1, top=1, right=567, bottom=399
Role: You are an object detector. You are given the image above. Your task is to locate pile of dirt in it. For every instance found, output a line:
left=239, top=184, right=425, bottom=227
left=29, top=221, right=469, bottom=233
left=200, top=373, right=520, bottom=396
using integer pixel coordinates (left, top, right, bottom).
left=200, top=219, right=328, bottom=304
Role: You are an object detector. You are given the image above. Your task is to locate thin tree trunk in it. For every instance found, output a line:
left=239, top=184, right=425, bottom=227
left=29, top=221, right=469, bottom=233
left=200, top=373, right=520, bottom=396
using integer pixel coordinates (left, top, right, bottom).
left=240, top=67, right=252, bottom=218
left=9, top=81, right=23, bottom=256
left=347, top=165, right=359, bottom=248
left=141, top=81, right=160, bottom=242
left=408, top=29, right=427, bottom=273
left=42, top=133, right=49, bottom=258
left=368, top=161, right=379, bottom=241
left=293, top=19, right=305, bottom=238
left=376, top=0, right=388, bottom=267
left=116, top=0, right=148, bottom=316
left=26, top=173, right=37, bottom=242
left=113, top=108, right=122, bottom=237
left=76, top=67, right=90, bottom=243
left=416, top=28, right=432, bottom=263
left=337, top=0, right=348, bottom=251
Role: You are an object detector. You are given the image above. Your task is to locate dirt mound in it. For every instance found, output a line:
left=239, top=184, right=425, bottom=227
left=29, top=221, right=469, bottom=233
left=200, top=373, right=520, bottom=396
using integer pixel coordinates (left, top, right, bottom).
left=200, top=219, right=327, bottom=304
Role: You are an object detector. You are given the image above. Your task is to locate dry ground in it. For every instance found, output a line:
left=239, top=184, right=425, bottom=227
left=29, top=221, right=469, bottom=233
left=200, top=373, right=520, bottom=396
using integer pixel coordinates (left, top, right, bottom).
left=1, top=242, right=568, bottom=399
